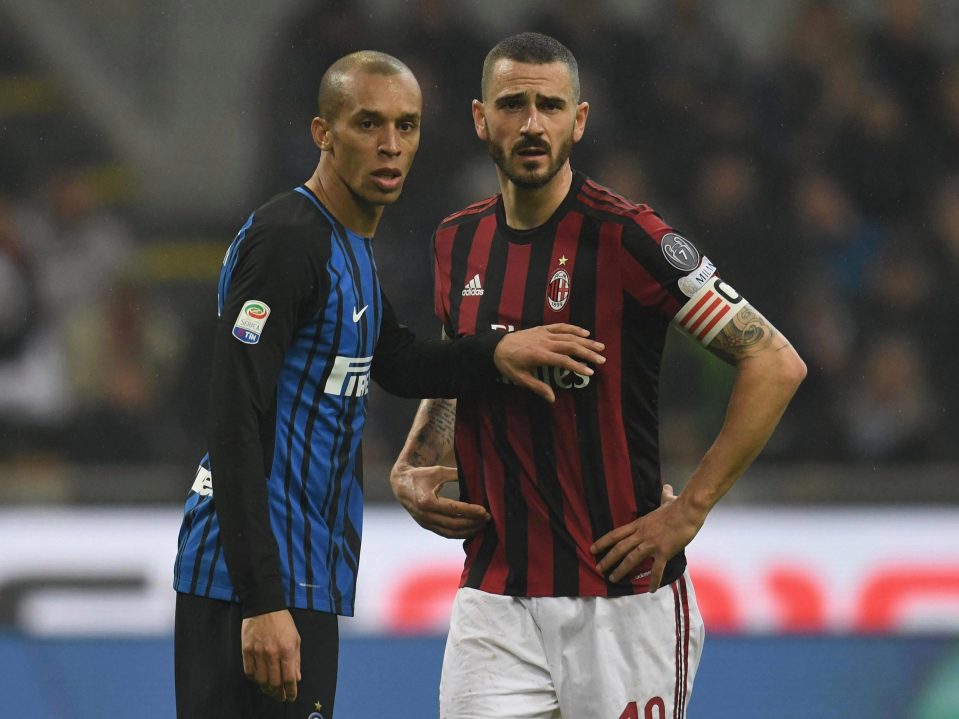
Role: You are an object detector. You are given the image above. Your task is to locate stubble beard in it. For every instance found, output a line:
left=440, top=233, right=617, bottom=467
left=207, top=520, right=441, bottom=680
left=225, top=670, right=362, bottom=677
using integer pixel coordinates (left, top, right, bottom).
left=486, top=129, right=575, bottom=189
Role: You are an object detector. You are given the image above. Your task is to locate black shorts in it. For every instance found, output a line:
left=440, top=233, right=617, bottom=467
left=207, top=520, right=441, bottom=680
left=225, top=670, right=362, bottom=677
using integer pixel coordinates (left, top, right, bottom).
left=174, top=593, right=339, bottom=719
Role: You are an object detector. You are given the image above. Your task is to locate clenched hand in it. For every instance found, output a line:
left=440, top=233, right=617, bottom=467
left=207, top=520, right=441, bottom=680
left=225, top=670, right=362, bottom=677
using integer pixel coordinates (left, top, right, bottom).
left=241, top=609, right=301, bottom=702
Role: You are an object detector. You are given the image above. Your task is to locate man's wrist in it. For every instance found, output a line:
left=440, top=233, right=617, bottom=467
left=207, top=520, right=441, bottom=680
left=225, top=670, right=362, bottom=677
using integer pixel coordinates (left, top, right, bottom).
left=675, top=489, right=712, bottom=525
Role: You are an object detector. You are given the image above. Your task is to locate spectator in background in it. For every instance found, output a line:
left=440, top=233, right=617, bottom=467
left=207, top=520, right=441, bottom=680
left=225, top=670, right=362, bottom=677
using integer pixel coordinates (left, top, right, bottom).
left=783, top=279, right=856, bottom=460
left=828, top=87, right=926, bottom=223
left=63, top=274, right=184, bottom=462
left=631, top=0, right=745, bottom=200
left=936, top=63, right=959, bottom=172
left=16, top=166, right=134, bottom=324
left=929, top=179, right=959, bottom=425
left=0, top=166, right=135, bottom=463
left=868, top=0, right=942, bottom=135
left=688, top=151, right=773, bottom=302
left=843, top=334, right=938, bottom=461
left=0, top=199, right=37, bottom=363
left=791, top=169, right=884, bottom=298
left=0, top=197, right=68, bottom=457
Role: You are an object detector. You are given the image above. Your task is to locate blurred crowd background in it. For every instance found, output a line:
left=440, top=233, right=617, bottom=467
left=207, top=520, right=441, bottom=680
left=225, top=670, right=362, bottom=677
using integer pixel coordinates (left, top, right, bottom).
left=1, top=0, right=958, bottom=505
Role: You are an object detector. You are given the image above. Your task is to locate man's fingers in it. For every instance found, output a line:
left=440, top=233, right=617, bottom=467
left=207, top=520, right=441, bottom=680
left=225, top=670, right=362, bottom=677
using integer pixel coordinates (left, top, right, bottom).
left=417, top=512, right=489, bottom=537
left=435, top=497, right=489, bottom=519
left=590, top=524, right=633, bottom=555
left=609, top=543, right=653, bottom=582
left=515, top=373, right=556, bottom=403
left=661, top=483, right=675, bottom=503
left=596, top=540, right=638, bottom=575
left=280, top=655, right=299, bottom=703
left=252, top=650, right=270, bottom=687
left=267, top=655, right=285, bottom=701
left=434, top=466, right=460, bottom=485
left=543, top=352, right=596, bottom=378
left=543, top=323, right=591, bottom=337
left=546, top=338, right=606, bottom=366
left=648, top=557, right=667, bottom=594
left=242, top=648, right=255, bottom=679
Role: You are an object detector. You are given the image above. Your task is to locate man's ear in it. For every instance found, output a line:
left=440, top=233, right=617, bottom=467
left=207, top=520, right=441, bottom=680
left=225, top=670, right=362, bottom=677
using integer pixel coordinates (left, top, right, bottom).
left=311, top=116, right=332, bottom=151
left=572, top=102, right=589, bottom=144
left=471, top=100, right=488, bottom=141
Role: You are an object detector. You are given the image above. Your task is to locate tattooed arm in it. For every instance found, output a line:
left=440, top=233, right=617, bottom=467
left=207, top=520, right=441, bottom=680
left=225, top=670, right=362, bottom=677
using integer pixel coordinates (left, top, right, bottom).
left=592, top=304, right=806, bottom=590
left=390, top=398, right=491, bottom=539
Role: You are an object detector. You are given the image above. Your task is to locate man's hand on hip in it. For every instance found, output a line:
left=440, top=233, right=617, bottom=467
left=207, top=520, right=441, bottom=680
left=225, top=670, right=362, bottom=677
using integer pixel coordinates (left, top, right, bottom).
left=241, top=609, right=301, bottom=703
left=590, top=484, right=705, bottom=592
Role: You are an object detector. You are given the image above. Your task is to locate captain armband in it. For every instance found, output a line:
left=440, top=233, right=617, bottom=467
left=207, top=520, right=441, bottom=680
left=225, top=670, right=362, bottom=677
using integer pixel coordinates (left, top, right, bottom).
left=673, top=275, right=748, bottom=346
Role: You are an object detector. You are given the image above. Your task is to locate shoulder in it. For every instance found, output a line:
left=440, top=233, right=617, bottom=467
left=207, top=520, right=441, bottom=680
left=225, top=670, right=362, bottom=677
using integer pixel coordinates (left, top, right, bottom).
left=243, top=189, right=335, bottom=261
left=574, top=177, right=672, bottom=245
left=437, top=194, right=499, bottom=230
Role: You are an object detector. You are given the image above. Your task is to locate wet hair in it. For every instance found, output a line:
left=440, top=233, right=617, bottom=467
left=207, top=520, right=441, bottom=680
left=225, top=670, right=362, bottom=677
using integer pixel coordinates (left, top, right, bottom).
left=317, top=51, right=413, bottom=120
left=481, top=32, right=580, bottom=102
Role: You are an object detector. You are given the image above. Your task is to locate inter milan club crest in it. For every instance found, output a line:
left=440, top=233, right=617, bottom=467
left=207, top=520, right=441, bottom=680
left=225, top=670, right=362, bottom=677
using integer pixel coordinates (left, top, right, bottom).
left=547, top=267, right=571, bottom=311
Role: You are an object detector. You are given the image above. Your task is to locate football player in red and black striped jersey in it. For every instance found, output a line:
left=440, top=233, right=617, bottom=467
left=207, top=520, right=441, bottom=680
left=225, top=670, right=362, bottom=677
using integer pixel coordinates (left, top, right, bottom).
left=391, top=32, right=806, bottom=719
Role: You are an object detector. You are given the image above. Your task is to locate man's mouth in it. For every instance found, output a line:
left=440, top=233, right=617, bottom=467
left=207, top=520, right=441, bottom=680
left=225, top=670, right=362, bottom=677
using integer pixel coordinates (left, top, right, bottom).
left=371, top=168, right=402, bottom=191
left=516, top=147, right=549, bottom=158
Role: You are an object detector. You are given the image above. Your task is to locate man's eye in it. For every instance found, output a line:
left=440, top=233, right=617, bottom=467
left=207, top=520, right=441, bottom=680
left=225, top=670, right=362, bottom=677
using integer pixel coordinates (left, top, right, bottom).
left=359, top=120, right=375, bottom=129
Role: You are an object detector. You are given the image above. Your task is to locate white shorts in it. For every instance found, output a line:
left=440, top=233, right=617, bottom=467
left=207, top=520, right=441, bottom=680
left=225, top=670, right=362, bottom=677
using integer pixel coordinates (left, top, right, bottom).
left=439, top=572, right=703, bottom=719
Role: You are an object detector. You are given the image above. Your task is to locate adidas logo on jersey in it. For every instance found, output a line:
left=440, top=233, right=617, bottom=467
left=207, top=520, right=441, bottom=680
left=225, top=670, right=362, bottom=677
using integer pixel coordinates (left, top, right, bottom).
left=462, top=274, right=484, bottom=296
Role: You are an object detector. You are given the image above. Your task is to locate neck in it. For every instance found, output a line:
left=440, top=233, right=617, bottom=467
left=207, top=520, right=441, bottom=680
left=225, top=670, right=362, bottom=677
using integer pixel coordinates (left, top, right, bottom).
left=498, top=163, right=573, bottom=230
left=304, top=162, right=383, bottom=236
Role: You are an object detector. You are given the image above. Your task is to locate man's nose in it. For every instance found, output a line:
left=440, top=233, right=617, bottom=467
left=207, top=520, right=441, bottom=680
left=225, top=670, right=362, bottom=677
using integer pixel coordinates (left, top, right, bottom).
left=521, top=109, right=544, bottom=136
left=379, top=127, right=401, bottom=156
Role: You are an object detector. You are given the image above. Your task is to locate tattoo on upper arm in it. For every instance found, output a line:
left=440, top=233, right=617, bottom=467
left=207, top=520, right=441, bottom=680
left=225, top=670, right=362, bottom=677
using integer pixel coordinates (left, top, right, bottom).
left=707, top=305, right=788, bottom=364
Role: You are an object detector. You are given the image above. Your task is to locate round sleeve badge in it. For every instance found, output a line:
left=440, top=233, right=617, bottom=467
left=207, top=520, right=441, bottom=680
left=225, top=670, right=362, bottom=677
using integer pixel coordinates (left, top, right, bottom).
left=661, top=233, right=701, bottom=272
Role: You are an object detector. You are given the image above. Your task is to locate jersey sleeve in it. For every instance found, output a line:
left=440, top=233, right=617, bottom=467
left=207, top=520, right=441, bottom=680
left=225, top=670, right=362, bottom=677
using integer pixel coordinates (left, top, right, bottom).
left=621, top=208, right=742, bottom=345
left=371, top=290, right=503, bottom=398
left=431, top=229, right=454, bottom=337
left=207, top=221, right=328, bottom=617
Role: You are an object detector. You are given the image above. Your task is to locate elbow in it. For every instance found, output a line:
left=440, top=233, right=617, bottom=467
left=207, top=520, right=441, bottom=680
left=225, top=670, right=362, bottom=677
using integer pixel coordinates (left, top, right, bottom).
left=780, top=346, right=807, bottom=391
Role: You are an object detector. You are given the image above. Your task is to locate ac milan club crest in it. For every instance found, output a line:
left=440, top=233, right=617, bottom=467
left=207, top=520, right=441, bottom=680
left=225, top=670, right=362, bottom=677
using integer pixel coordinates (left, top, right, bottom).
left=547, top=268, right=570, bottom=311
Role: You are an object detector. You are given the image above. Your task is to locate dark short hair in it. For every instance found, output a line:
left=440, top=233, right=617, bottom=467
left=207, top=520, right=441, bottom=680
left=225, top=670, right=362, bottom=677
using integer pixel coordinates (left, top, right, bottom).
left=481, top=32, right=580, bottom=102
left=317, top=51, right=413, bottom=121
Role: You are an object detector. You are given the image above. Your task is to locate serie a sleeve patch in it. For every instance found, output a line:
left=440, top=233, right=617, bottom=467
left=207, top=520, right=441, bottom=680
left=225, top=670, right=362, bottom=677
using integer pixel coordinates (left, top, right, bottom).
left=232, top=300, right=271, bottom=344
left=674, top=276, right=746, bottom=345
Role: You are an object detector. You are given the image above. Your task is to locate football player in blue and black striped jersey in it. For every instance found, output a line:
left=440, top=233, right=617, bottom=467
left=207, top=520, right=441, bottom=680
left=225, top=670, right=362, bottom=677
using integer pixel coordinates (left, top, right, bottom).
left=172, top=50, right=605, bottom=719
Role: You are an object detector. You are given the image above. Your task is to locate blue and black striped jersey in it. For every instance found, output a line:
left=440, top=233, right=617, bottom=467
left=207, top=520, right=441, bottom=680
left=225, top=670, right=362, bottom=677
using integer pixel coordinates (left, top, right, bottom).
left=174, top=186, right=502, bottom=617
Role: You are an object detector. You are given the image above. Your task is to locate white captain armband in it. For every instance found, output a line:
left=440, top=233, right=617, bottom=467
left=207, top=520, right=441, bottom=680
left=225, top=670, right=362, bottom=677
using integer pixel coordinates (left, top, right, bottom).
left=673, top=275, right=747, bottom=346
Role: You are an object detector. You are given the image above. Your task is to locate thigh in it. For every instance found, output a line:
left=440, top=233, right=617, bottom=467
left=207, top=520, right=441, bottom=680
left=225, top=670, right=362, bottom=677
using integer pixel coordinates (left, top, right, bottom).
left=174, top=593, right=339, bottom=719
left=440, top=588, right=560, bottom=719
left=175, top=592, right=254, bottom=719
left=286, top=607, right=338, bottom=719
left=542, top=573, right=705, bottom=719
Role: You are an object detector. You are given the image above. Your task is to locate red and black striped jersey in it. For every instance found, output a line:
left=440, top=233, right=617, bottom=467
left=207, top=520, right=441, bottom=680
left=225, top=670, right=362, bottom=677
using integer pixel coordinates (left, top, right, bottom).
left=433, top=171, right=719, bottom=598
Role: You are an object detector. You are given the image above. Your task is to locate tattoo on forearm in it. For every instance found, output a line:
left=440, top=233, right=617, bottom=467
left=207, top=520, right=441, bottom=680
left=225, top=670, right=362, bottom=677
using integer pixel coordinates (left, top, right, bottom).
left=708, top=306, right=776, bottom=364
left=406, top=399, right=456, bottom=467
